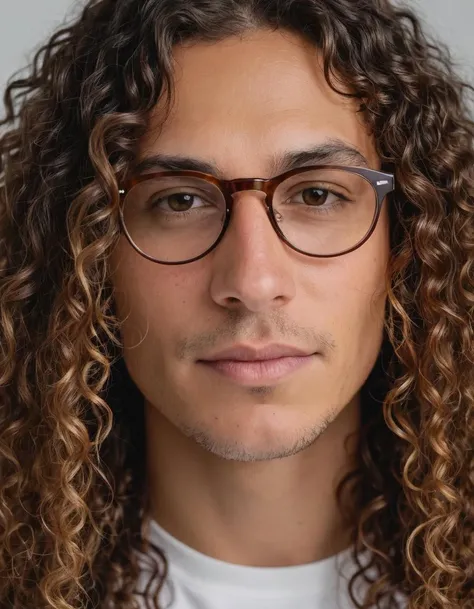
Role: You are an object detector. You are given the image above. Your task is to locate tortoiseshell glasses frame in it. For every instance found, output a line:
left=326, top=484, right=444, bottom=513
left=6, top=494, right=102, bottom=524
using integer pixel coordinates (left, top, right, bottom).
left=118, top=165, right=395, bottom=265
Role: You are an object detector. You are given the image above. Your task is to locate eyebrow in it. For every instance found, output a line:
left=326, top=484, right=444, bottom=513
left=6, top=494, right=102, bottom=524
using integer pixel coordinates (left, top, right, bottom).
left=134, top=138, right=370, bottom=178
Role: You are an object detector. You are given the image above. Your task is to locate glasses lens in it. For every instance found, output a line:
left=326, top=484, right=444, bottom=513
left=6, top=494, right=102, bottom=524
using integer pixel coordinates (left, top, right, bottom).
left=273, top=168, right=377, bottom=256
left=122, top=176, right=226, bottom=263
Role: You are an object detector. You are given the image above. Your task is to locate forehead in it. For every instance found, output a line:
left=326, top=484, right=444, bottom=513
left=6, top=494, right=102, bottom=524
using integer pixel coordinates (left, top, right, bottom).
left=141, top=29, right=378, bottom=177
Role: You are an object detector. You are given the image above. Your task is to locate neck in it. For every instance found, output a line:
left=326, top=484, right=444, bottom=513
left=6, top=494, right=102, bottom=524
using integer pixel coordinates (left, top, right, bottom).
left=145, top=397, right=361, bottom=567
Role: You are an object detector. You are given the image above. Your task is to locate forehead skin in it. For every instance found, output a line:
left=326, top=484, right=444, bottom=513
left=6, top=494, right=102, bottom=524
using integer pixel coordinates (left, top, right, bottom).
left=142, top=29, right=379, bottom=177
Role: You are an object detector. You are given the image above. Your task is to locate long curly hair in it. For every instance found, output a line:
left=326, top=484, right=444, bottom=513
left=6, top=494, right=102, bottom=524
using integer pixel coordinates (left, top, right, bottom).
left=0, top=0, right=473, bottom=607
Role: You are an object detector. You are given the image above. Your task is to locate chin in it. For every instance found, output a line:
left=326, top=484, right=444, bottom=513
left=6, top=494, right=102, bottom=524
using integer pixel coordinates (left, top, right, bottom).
left=181, top=405, right=337, bottom=462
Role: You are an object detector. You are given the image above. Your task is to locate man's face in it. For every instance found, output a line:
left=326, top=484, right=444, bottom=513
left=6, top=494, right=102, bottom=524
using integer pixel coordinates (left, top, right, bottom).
left=110, top=29, right=390, bottom=461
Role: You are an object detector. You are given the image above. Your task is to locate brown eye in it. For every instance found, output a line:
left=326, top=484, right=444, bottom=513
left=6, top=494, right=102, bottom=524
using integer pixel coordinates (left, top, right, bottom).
left=149, top=193, right=197, bottom=211
left=166, top=193, right=196, bottom=211
left=301, top=188, right=328, bottom=206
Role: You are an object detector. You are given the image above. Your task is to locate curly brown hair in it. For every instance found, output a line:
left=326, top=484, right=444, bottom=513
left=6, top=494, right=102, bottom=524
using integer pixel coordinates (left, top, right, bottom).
left=0, top=0, right=473, bottom=607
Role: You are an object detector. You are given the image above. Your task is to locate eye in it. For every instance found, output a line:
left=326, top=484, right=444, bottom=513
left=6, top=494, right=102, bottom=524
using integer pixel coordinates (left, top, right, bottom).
left=149, top=192, right=206, bottom=212
left=300, top=187, right=331, bottom=206
left=289, top=186, right=348, bottom=209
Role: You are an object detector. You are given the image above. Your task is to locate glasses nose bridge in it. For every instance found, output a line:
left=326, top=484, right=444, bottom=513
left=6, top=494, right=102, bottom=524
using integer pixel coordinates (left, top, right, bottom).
left=225, top=178, right=271, bottom=201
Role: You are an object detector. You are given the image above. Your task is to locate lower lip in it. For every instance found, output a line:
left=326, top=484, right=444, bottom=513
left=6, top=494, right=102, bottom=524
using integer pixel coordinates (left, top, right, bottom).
left=198, top=355, right=315, bottom=384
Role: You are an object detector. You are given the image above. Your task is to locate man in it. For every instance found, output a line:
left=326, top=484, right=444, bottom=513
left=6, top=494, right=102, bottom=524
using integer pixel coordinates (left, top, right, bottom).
left=0, top=0, right=472, bottom=608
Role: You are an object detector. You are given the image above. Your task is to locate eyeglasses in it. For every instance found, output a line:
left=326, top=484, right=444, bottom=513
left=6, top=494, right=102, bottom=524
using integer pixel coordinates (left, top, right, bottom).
left=118, top=165, right=395, bottom=265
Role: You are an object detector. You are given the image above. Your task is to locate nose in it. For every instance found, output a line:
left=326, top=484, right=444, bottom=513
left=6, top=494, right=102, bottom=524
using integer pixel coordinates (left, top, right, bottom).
left=209, top=190, right=297, bottom=313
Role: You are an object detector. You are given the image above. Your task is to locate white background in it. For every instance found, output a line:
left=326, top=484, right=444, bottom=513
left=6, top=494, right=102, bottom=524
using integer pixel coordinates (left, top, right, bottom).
left=1, top=0, right=473, bottom=101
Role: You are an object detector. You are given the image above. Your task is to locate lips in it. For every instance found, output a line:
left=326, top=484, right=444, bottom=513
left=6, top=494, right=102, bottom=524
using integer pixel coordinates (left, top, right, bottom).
left=200, top=343, right=314, bottom=363
left=198, top=343, right=316, bottom=385
left=199, top=355, right=315, bottom=385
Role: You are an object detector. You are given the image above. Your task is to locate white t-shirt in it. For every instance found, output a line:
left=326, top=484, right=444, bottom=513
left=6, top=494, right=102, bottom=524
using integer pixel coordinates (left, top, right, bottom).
left=135, top=519, right=404, bottom=609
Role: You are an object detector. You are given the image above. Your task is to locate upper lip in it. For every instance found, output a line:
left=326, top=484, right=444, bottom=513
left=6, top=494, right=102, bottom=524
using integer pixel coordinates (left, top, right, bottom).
left=200, top=343, right=315, bottom=362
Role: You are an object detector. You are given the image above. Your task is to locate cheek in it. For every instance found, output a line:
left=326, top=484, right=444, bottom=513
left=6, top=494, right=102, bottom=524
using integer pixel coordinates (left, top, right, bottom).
left=310, top=223, right=389, bottom=366
left=320, top=270, right=386, bottom=340
left=111, top=244, right=205, bottom=345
